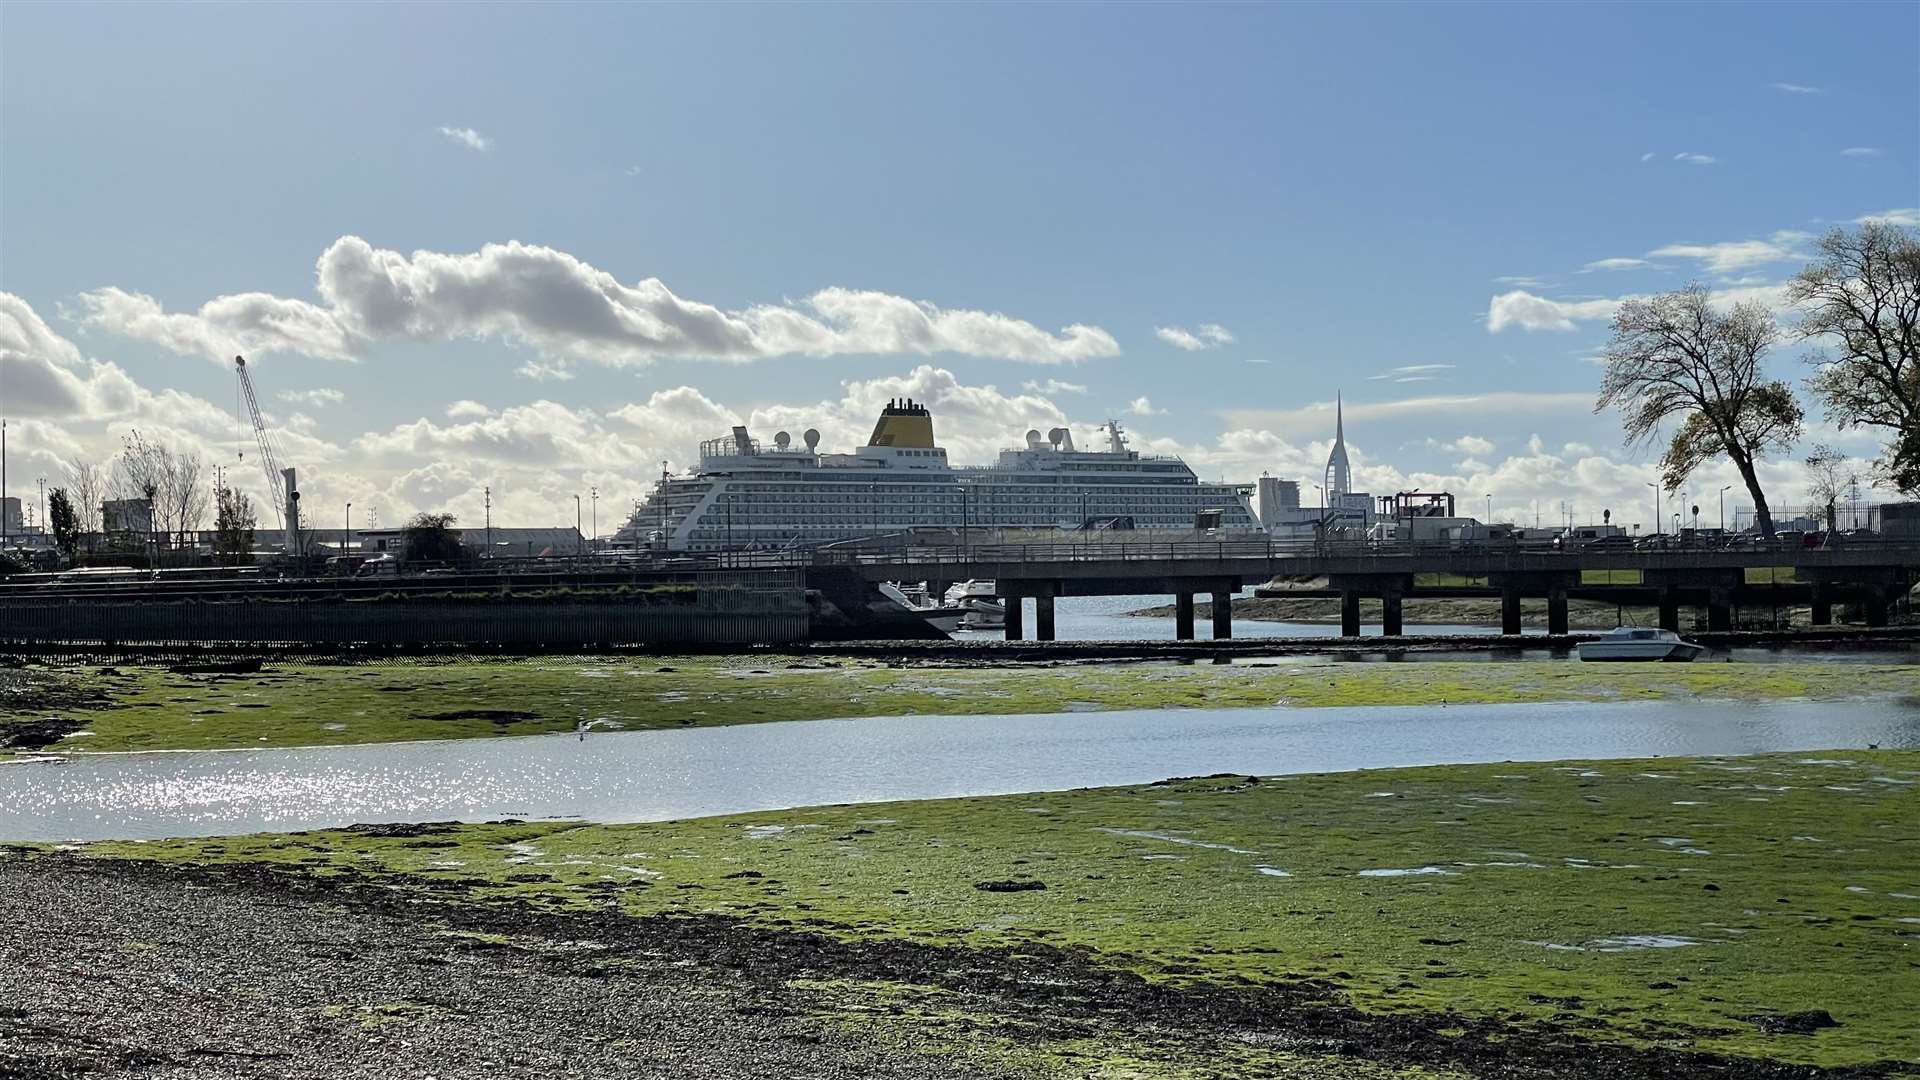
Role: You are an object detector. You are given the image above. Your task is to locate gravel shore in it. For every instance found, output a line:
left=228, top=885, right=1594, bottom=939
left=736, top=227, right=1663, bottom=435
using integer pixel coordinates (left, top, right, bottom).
left=4, top=850, right=1905, bottom=1079
left=0, top=854, right=1000, bottom=1080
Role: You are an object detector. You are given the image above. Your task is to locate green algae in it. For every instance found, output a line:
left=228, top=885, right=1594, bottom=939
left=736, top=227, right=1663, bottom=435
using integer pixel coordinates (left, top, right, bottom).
left=11, top=658, right=1919, bottom=754
left=82, top=751, right=1920, bottom=1069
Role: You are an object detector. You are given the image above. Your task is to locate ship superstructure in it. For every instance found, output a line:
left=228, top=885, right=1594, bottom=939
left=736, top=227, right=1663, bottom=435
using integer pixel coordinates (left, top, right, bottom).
left=614, top=400, right=1259, bottom=551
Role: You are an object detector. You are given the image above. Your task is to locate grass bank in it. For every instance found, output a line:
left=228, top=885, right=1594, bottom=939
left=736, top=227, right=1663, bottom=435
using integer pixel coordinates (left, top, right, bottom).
left=4, top=658, right=1917, bottom=754
left=76, top=751, right=1920, bottom=1072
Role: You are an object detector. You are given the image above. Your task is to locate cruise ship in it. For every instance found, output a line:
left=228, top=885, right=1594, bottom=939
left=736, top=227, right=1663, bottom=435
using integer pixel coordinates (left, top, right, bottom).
left=613, top=400, right=1259, bottom=551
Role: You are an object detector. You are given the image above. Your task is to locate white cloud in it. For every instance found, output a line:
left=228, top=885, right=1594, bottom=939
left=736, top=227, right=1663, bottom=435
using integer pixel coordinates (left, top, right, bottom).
left=1581, top=257, right=1655, bottom=273
left=1154, top=323, right=1235, bottom=351
left=1648, top=230, right=1808, bottom=273
left=1222, top=391, right=1593, bottom=439
left=277, top=387, right=344, bottom=407
left=78, top=236, right=1119, bottom=368
left=446, top=400, right=493, bottom=419
left=1840, top=147, right=1884, bottom=158
left=438, top=126, right=492, bottom=152
left=1493, top=275, right=1547, bottom=287
left=1023, top=379, right=1087, bottom=395
left=1486, top=290, right=1624, bottom=333
left=1855, top=208, right=1919, bottom=226
left=1441, top=435, right=1495, bottom=457
left=73, top=286, right=357, bottom=362
left=1770, top=82, right=1823, bottom=94
left=1127, top=396, right=1166, bottom=416
left=516, top=360, right=576, bottom=382
left=1673, top=152, right=1717, bottom=166
left=1639, top=151, right=1656, bottom=163
left=1369, top=363, right=1454, bottom=383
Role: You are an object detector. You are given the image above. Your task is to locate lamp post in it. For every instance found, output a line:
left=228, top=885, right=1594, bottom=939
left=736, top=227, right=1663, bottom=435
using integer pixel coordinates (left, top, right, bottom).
left=345, top=501, right=351, bottom=557
left=37, top=477, right=45, bottom=542
left=1719, top=485, right=1731, bottom=532
left=1645, top=482, right=1661, bottom=535
left=1484, top=493, right=1492, bottom=524
left=573, top=494, right=582, bottom=556
left=483, top=486, right=492, bottom=559
left=590, top=486, right=598, bottom=552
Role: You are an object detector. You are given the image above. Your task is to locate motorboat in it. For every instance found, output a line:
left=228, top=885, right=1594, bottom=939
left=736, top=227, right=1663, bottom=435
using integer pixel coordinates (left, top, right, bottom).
left=878, top=582, right=967, bottom=634
left=944, top=579, right=1006, bottom=630
left=1576, top=627, right=1706, bottom=662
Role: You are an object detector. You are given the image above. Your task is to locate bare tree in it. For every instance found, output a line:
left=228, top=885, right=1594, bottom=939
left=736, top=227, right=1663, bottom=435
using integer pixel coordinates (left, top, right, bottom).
left=109, top=431, right=209, bottom=549
left=1803, top=445, right=1858, bottom=532
left=1597, top=285, right=1803, bottom=537
left=66, top=461, right=105, bottom=541
left=1789, top=223, right=1920, bottom=492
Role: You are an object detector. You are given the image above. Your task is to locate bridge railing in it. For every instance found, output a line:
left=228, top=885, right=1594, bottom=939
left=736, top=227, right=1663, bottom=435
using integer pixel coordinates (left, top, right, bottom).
left=798, top=534, right=1920, bottom=569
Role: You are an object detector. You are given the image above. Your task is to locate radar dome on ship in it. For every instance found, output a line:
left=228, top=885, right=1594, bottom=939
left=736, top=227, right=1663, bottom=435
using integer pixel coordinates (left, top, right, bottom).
left=803, top=429, right=820, bottom=450
left=774, top=431, right=791, bottom=449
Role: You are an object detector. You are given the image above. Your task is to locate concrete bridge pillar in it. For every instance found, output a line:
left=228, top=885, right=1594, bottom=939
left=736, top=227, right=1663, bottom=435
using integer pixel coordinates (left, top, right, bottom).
left=1657, top=590, right=1680, bottom=633
left=1005, top=596, right=1024, bottom=640
left=1339, top=591, right=1362, bottom=638
left=1035, top=594, right=1056, bottom=641
left=1500, top=589, right=1522, bottom=636
left=1810, top=584, right=1833, bottom=626
left=1211, top=590, right=1232, bottom=639
left=1707, top=587, right=1733, bottom=632
left=1174, top=593, right=1196, bottom=640
left=1864, top=593, right=1890, bottom=628
left=1547, top=584, right=1569, bottom=637
left=1382, top=588, right=1404, bottom=637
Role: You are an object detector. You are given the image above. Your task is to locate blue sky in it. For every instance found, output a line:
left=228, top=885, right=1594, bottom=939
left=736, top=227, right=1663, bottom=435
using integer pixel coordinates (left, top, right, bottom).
left=3, top=1, right=1915, bottom=530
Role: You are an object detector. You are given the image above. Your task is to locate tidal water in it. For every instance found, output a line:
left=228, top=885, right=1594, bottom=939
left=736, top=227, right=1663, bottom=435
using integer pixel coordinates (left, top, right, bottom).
left=4, top=698, right=1915, bottom=842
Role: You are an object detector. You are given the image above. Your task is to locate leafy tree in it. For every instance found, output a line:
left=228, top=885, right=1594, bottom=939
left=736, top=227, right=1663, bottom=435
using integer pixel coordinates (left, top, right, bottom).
left=214, top=486, right=257, bottom=564
left=48, top=488, right=79, bottom=560
left=402, top=512, right=466, bottom=565
left=1596, top=285, right=1803, bottom=537
left=1789, top=223, right=1920, bottom=492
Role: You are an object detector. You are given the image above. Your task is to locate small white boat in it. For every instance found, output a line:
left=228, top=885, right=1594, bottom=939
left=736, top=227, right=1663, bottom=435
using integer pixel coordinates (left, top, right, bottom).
left=944, top=579, right=1006, bottom=630
left=879, top=582, right=967, bottom=634
left=1576, top=627, right=1706, bottom=662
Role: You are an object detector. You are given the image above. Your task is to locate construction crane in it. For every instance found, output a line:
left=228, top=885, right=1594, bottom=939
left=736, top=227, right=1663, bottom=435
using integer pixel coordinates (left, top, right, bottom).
left=234, top=355, right=301, bottom=553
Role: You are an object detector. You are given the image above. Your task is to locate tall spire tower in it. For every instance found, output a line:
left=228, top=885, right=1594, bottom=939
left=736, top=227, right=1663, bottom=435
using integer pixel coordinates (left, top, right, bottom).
left=1324, top=392, right=1351, bottom=498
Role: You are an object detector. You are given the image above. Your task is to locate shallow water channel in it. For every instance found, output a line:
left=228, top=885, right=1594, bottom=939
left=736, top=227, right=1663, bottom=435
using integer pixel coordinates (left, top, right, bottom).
left=5, top=698, right=1918, bottom=841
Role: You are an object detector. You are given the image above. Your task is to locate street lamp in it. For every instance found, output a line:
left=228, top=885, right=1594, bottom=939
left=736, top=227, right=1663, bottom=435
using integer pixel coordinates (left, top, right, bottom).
left=1645, top=482, right=1661, bottom=535
left=345, top=501, right=352, bottom=556
left=1484, top=493, right=1492, bottom=524
left=1719, top=485, right=1731, bottom=532
left=573, top=494, right=582, bottom=555
left=590, top=486, right=598, bottom=552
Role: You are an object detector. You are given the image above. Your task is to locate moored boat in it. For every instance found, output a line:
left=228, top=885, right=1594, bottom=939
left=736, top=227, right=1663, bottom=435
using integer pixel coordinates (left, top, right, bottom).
left=1576, top=627, right=1705, bottom=662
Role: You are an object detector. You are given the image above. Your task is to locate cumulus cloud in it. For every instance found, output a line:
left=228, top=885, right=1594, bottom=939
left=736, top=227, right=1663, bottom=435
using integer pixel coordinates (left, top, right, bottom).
left=1126, top=396, right=1167, bottom=416
left=1840, top=147, right=1884, bottom=158
left=78, top=236, right=1118, bottom=368
left=1673, top=152, right=1717, bottom=166
left=277, top=387, right=344, bottom=407
left=1856, top=208, right=1919, bottom=227
left=1493, top=275, right=1547, bottom=287
left=1486, top=290, right=1624, bottom=333
left=1438, top=435, right=1495, bottom=458
left=73, top=286, right=356, bottom=362
left=438, top=126, right=492, bottom=152
left=1770, top=82, right=1822, bottom=94
left=1647, top=230, right=1808, bottom=273
left=1154, top=324, right=1235, bottom=351
left=445, top=400, right=493, bottom=418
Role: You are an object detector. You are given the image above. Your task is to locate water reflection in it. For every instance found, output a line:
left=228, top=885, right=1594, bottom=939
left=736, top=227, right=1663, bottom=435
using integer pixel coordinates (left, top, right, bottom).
left=4, top=698, right=1917, bottom=842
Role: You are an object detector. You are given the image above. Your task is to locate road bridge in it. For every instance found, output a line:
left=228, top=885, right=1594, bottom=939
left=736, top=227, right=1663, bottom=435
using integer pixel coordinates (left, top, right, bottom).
left=805, top=539, right=1920, bottom=640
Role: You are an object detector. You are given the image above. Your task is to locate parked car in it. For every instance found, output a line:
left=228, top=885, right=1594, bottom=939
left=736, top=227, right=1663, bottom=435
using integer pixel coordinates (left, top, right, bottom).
left=1582, top=535, right=1635, bottom=551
